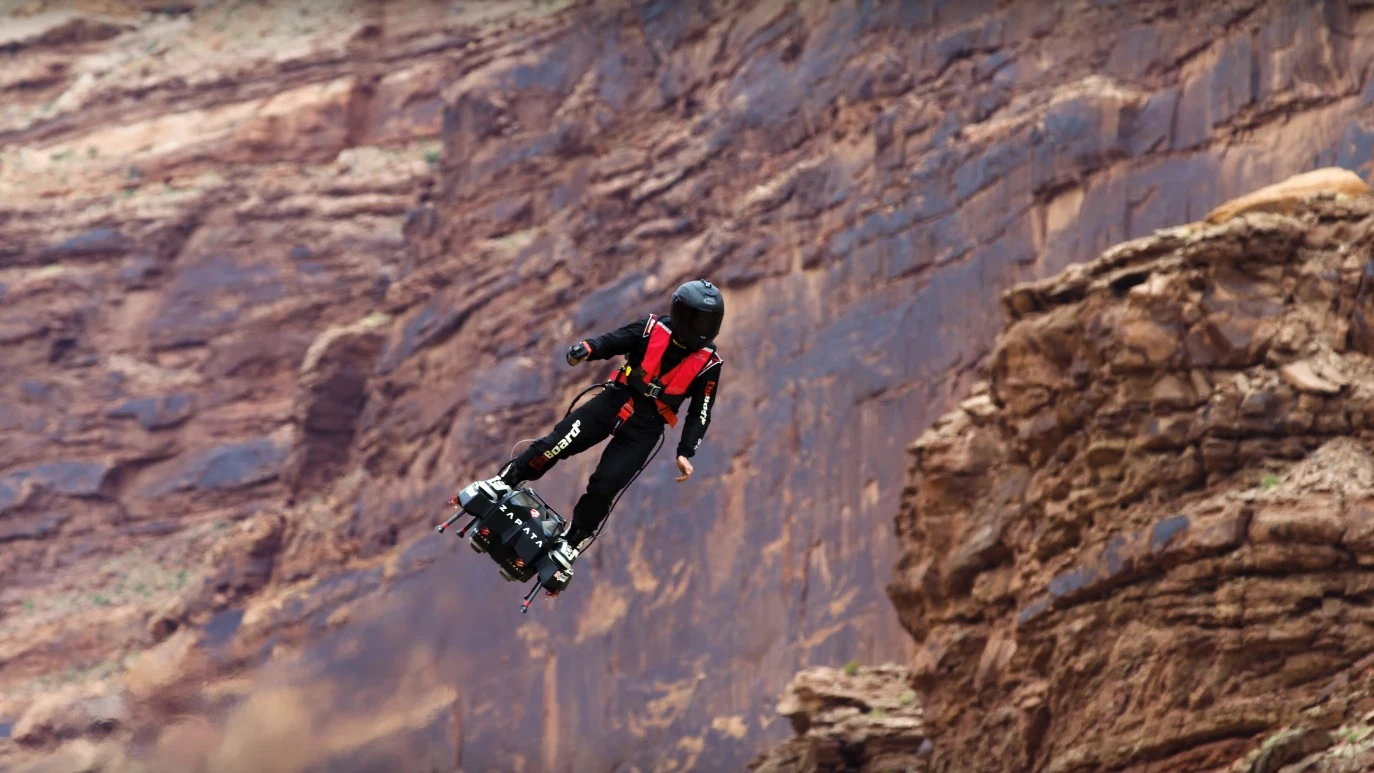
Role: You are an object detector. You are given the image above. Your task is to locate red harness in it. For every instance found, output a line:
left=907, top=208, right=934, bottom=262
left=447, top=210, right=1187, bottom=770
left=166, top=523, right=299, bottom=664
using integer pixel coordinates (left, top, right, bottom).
left=610, top=315, right=719, bottom=428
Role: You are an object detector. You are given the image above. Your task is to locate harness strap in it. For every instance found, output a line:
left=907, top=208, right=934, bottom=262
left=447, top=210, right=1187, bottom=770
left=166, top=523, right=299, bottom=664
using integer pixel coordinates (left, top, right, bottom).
left=605, top=315, right=718, bottom=429
left=614, top=397, right=635, bottom=433
left=611, top=373, right=678, bottom=427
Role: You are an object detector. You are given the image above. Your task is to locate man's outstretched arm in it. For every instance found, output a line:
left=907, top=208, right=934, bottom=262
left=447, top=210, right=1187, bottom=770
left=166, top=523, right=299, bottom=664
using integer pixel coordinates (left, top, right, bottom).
left=569, top=316, right=652, bottom=364
left=674, top=362, right=721, bottom=481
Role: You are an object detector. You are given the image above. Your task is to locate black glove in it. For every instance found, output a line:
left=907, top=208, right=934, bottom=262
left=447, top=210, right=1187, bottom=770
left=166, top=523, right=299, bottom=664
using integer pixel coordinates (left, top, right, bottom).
left=566, top=341, right=590, bottom=366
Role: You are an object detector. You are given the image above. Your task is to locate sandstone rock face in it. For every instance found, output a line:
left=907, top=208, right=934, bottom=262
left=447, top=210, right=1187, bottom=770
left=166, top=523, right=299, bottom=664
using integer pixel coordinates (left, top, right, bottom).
left=4, top=0, right=1374, bottom=771
left=874, top=194, right=1374, bottom=773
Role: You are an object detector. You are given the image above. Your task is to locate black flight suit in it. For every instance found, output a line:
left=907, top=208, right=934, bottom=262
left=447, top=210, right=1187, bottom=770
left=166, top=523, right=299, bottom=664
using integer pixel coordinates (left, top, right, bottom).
left=507, top=315, right=722, bottom=544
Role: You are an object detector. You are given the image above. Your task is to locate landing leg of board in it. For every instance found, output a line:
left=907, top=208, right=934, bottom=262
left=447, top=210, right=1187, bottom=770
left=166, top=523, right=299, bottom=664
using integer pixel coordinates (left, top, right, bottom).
left=435, top=508, right=475, bottom=535
left=520, top=582, right=543, bottom=614
left=456, top=516, right=478, bottom=539
left=435, top=513, right=461, bottom=534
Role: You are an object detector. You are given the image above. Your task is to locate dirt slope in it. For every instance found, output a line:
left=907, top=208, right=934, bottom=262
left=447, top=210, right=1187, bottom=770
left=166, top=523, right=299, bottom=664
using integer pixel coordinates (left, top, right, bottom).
left=4, top=0, right=1374, bottom=771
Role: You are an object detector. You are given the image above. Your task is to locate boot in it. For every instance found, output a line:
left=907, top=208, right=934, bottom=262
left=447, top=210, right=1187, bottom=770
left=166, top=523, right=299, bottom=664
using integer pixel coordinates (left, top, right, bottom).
left=474, top=460, right=521, bottom=501
left=551, top=529, right=592, bottom=570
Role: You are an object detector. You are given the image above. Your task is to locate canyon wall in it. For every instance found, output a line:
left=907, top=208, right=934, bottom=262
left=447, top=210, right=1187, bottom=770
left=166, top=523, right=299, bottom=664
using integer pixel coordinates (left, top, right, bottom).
left=4, top=0, right=1374, bottom=770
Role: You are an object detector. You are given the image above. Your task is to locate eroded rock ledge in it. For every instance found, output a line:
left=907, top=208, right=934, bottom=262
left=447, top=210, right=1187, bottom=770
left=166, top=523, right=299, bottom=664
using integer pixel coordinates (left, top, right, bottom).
left=750, top=665, right=928, bottom=773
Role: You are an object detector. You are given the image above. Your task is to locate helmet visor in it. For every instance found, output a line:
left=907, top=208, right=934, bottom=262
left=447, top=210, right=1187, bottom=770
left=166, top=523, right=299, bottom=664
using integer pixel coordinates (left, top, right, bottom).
left=672, top=300, right=723, bottom=344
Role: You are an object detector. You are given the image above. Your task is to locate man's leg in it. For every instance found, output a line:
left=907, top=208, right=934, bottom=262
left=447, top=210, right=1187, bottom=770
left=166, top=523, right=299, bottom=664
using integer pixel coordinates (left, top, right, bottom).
left=562, top=415, right=663, bottom=550
left=479, top=389, right=622, bottom=497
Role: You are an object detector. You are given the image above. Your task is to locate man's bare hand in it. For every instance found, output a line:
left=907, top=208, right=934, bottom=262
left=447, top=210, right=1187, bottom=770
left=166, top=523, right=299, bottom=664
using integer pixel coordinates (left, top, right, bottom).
left=675, top=455, right=694, bottom=483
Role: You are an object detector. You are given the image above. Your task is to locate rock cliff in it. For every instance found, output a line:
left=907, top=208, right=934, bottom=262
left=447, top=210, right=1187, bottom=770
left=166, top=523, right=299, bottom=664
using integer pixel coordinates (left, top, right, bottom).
left=752, top=176, right=1374, bottom=772
left=897, top=180, right=1374, bottom=773
left=4, top=0, right=1374, bottom=771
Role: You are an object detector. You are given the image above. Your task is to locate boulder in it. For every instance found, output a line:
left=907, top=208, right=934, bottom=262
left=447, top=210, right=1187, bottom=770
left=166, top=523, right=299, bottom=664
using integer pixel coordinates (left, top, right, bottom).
left=11, top=683, right=128, bottom=749
left=1205, top=168, right=1370, bottom=224
left=284, top=315, right=387, bottom=495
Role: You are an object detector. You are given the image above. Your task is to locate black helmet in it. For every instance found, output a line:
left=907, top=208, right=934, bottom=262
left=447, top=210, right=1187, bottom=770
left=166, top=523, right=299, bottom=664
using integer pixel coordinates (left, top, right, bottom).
left=670, top=279, right=724, bottom=349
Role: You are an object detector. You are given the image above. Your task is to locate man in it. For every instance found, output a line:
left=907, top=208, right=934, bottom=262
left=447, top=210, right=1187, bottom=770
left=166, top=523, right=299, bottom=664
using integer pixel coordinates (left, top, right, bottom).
left=474, top=279, right=725, bottom=572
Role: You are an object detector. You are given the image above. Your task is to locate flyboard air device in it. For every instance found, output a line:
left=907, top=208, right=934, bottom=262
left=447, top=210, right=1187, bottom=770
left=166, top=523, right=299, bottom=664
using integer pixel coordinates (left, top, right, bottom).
left=435, top=479, right=572, bottom=613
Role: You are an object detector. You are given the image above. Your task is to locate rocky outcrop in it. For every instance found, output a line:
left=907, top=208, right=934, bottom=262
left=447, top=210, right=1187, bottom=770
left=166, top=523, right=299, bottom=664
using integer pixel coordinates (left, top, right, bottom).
left=870, top=187, right=1374, bottom=772
left=1204, top=168, right=1373, bottom=224
left=146, top=512, right=285, bottom=642
left=5, top=0, right=1374, bottom=771
left=284, top=314, right=388, bottom=497
left=11, top=683, right=126, bottom=750
left=751, top=174, right=1374, bottom=771
left=751, top=664, right=929, bottom=773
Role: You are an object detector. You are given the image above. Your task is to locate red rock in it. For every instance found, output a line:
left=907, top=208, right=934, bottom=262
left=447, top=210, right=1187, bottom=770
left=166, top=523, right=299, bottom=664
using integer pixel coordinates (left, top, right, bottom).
left=779, top=182, right=1374, bottom=772
left=1206, top=169, right=1371, bottom=224
left=1341, top=501, right=1374, bottom=559
left=1280, top=359, right=1346, bottom=395
left=1249, top=499, right=1346, bottom=545
left=105, top=393, right=194, bottom=430
left=12, top=683, right=128, bottom=748
left=0, top=12, right=133, bottom=54
left=1117, top=317, right=1182, bottom=369
left=7, top=3, right=1374, bottom=772
left=284, top=316, right=387, bottom=495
